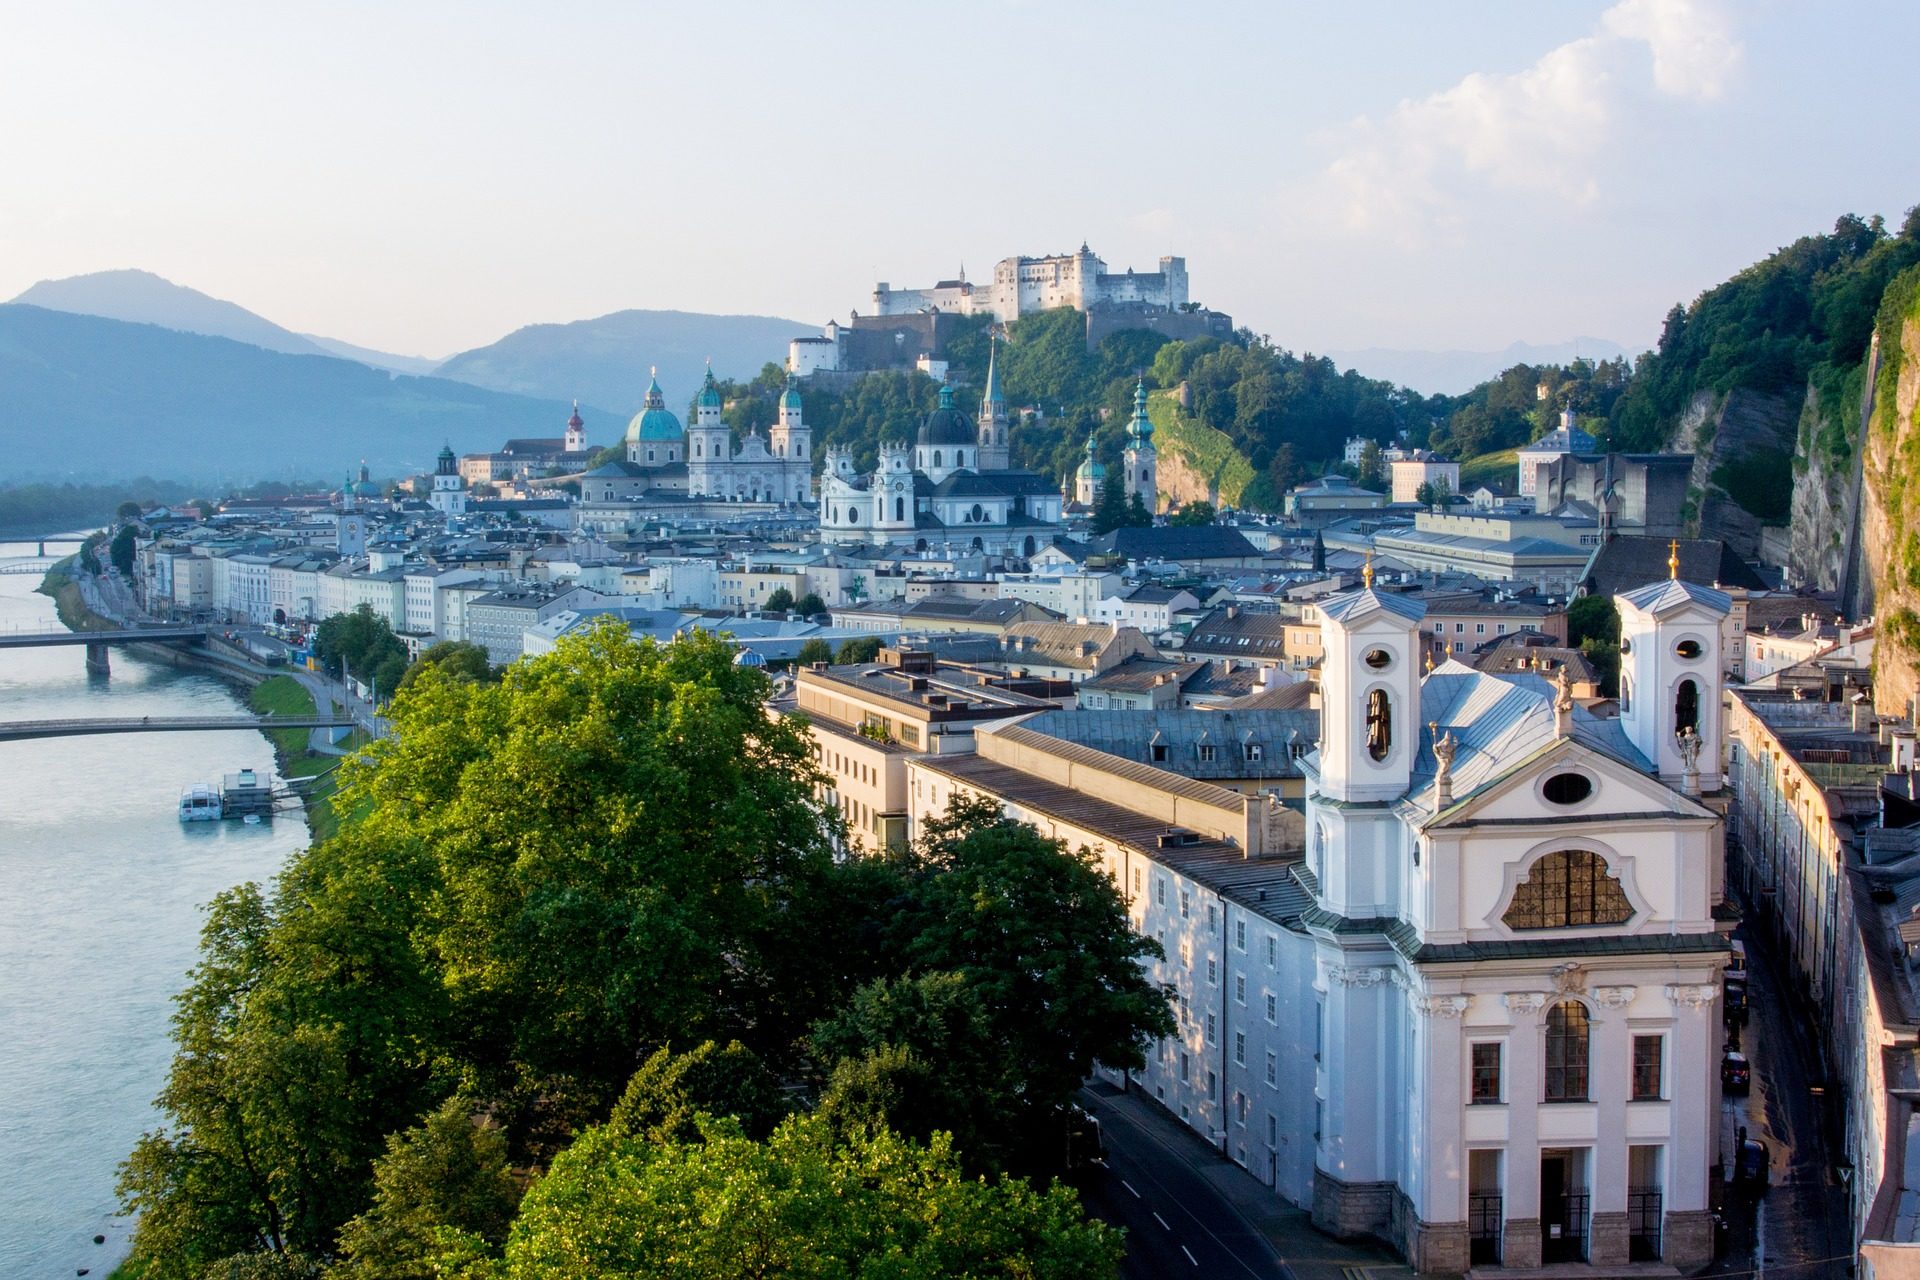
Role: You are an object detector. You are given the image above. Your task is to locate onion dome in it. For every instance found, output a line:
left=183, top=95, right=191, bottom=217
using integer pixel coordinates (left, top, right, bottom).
left=697, top=366, right=723, bottom=410
left=780, top=374, right=803, bottom=413
left=625, top=369, right=685, bottom=443
left=916, top=382, right=974, bottom=448
left=1125, top=377, right=1153, bottom=444
left=1075, top=433, right=1106, bottom=484
left=567, top=401, right=584, bottom=430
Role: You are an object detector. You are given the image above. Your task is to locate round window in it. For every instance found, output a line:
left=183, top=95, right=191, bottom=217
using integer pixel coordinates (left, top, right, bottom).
left=1363, top=647, right=1393, bottom=671
left=1543, top=772, right=1594, bottom=805
left=1675, top=638, right=1703, bottom=660
left=1619, top=638, right=1632, bottom=655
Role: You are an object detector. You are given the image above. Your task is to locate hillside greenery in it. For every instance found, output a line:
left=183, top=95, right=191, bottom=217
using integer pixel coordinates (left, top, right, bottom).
left=0, top=478, right=199, bottom=537
left=116, top=624, right=1167, bottom=1277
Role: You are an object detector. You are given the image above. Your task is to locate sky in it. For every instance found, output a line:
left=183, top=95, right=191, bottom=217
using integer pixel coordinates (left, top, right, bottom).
left=2, top=0, right=1915, bottom=361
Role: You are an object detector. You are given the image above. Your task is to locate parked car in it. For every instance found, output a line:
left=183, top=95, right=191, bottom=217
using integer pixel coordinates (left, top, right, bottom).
left=1736, top=1138, right=1770, bottom=1188
left=1722, top=1050, right=1751, bottom=1093
left=1724, top=978, right=1749, bottom=1018
left=1727, top=939, right=1748, bottom=979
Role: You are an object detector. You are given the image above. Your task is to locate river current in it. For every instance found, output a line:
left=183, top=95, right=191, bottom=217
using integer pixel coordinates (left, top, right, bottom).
left=0, top=539, right=307, bottom=1277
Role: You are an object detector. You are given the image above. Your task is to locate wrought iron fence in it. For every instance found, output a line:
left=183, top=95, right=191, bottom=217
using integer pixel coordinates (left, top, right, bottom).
left=1468, top=1193, right=1503, bottom=1265
left=1628, top=1187, right=1664, bottom=1261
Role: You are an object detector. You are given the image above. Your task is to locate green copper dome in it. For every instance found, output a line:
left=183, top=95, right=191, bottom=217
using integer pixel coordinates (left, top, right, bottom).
left=1126, top=377, right=1153, bottom=444
left=625, top=372, right=685, bottom=443
left=780, top=375, right=803, bottom=412
left=1075, top=434, right=1106, bottom=482
left=697, top=367, right=723, bottom=410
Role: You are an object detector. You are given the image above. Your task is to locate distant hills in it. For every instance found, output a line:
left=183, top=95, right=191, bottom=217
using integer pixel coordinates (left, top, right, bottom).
left=1324, top=337, right=1630, bottom=395
left=0, top=305, right=593, bottom=483
left=434, top=309, right=814, bottom=414
left=10, top=269, right=438, bottom=375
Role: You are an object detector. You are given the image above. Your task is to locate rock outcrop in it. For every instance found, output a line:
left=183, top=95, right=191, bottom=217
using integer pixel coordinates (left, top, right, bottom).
left=1863, top=273, right=1920, bottom=715
left=1663, top=387, right=1798, bottom=557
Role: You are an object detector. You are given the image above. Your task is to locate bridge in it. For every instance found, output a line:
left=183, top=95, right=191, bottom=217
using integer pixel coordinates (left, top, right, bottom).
left=0, top=626, right=208, bottom=674
left=0, top=714, right=360, bottom=742
left=0, top=559, right=57, bottom=575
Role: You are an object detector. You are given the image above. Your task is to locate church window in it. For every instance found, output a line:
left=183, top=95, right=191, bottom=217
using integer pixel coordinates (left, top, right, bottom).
left=1470, top=1042, right=1503, bottom=1103
left=1543, top=772, right=1594, bottom=805
left=1503, top=850, right=1632, bottom=929
left=933, top=450, right=943, bottom=468
left=1675, top=678, right=1700, bottom=736
left=647, top=449, right=655, bottom=463
left=1365, top=689, right=1392, bottom=761
left=894, top=497, right=904, bottom=522
left=957, top=450, right=966, bottom=467
left=1620, top=673, right=1632, bottom=712
left=1675, top=638, right=1702, bottom=660
left=1543, top=1002, right=1590, bottom=1102
left=1363, top=647, right=1392, bottom=670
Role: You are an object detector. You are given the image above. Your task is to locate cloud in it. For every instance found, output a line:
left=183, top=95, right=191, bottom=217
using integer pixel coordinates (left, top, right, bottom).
left=1300, top=0, right=1742, bottom=245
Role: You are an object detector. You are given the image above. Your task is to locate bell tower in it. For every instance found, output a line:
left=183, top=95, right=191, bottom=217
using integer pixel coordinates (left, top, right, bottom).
left=1123, top=377, right=1157, bottom=514
left=1315, top=562, right=1426, bottom=803
left=1616, top=553, right=1731, bottom=791
left=976, top=334, right=1011, bottom=470
left=688, top=364, right=730, bottom=495
left=769, top=375, right=810, bottom=502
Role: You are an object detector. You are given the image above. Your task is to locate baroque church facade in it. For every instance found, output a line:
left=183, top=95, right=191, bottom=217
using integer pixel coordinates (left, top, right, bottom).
left=581, top=368, right=813, bottom=507
left=817, top=344, right=1064, bottom=554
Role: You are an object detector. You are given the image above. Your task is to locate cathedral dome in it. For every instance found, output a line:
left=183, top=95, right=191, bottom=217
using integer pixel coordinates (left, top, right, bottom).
left=697, top=367, right=723, bottom=410
left=780, top=377, right=803, bottom=413
left=916, top=383, right=973, bottom=448
left=1075, top=436, right=1105, bottom=484
left=625, top=372, right=684, bottom=443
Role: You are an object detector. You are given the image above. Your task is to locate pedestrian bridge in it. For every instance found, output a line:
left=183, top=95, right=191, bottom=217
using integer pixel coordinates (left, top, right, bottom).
left=0, top=627, right=208, bottom=648
left=0, top=714, right=360, bottom=742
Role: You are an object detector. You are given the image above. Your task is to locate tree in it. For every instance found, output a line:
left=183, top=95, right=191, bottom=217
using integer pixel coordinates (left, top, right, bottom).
left=1355, top=440, right=1383, bottom=490
left=110, top=525, right=137, bottom=575
left=333, top=1097, right=521, bottom=1279
left=794, top=593, right=827, bottom=617
left=498, top=1113, right=1122, bottom=1279
left=1169, top=500, right=1215, bottom=527
left=314, top=605, right=410, bottom=697
left=1125, top=491, right=1152, bottom=527
left=1568, top=594, right=1622, bottom=696
left=764, top=587, right=796, bottom=612
left=607, top=1041, right=789, bottom=1144
left=396, top=640, right=493, bottom=692
left=873, top=798, right=1174, bottom=1167
left=1090, top=471, right=1128, bottom=535
left=836, top=636, right=883, bottom=664
left=117, top=500, right=144, bottom=520
left=795, top=638, right=834, bottom=667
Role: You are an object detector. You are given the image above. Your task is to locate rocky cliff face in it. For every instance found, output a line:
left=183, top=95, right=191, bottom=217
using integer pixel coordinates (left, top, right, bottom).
left=1787, top=370, right=1863, bottom=594
left=1663, top=387, right=1798, bottom=557
left=1862, top=275, right=1920, bottom=715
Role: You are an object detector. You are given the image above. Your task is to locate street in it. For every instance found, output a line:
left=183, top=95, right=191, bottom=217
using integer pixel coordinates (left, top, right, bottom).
left=1073, top=1083, right=1293, bottom=1280
left=1706, top=924, right=1855, bottom=1277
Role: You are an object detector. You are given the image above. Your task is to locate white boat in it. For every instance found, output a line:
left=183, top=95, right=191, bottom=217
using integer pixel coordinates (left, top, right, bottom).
left=178, top=783, right=222, bottom=821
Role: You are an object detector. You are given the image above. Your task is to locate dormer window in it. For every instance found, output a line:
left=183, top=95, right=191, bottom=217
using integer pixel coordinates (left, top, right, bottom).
left=1245, top=743, right=1263, bottom=762
left=1198, top=744, right=1216, bottom=763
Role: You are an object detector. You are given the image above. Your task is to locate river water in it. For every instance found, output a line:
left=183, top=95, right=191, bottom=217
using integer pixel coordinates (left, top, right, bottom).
left=0, top=539, right=307, bottom=1278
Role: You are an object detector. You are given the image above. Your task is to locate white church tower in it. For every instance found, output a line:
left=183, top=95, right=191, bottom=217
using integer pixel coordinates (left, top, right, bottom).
left=976, top=334, right=1011, bottom=471
left=1123, top=377, right=1157, bottom=513
left=563, top=401, right=587, bottom=454
left=1615, top=545, right=1731, bottom=792
left=429, top=443, right=466, bottom=516
left=769, top=375, right=811, bottom=502
left=687, top=366, right=730, bottom=497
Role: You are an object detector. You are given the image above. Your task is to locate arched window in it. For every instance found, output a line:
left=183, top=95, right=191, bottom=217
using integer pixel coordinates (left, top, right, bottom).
left=894, top=496, right=904, bottom=522
left=933, top=449, right=943, bottom=468
left=1365, top=689, right=1392, bottom=761
left=1675, top=678, right=1699, bottom=736
left=957, top=450, right=966, bottom=468
left=971, top=503, right=984, bottom=523
left=695, top=441, right=703, bottom=457
left=1544, top=1002, right=1590, bottom=1101
left=647, top=449, right=655, bottom=464
left=1503, top=850, right=1632, bottom=929
left=1619, top=673, right=1631, bottom=713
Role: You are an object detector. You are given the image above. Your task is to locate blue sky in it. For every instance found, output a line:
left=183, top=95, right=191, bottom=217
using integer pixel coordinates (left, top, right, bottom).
left=2, top=1, right=1913, bottom=360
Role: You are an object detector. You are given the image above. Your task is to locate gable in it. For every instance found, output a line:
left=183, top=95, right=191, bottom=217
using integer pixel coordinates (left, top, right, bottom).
left=1425, top=735, right=1713, bottom=830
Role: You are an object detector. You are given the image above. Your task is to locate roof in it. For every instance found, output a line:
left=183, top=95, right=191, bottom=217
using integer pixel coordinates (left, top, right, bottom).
left=1019, top=707, right=1320, bottom=779
left=1183, top=608, right=1290, bottom=658
left=999, top=620, right=1147, bottom=669
left=917, top=383, right=974, bottom=447
left=1319, top=585, right=1430, bottom=626
left=1618, top=577, right=1733, bottom=617
left=1471, top=639, right=1598, bottom=685
left=626, top=374, right=685, bottom=443
left=1087, top=526, right=1261, bottom=562
left=1582, top=535, right=1765, bottom=597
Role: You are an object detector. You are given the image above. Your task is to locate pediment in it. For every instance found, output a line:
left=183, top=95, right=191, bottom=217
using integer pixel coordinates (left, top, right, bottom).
left=1423, top=735, right=1713, bottom=830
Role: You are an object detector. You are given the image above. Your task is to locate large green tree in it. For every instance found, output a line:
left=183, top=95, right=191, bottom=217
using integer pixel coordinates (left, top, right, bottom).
left=499, top=1113, right=1122, bottom=1279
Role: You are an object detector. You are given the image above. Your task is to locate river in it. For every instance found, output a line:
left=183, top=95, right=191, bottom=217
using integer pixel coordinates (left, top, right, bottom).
left=0, top=539, right=308, bottom=1278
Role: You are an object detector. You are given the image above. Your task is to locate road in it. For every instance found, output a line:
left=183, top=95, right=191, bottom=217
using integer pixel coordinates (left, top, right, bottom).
left=1706, top=924, right=1854, bottom=1277
left=1072, top=1083, right=1291, bottom=1280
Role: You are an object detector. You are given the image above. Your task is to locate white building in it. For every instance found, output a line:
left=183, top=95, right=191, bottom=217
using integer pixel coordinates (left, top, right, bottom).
left=1390, top=452, right=1462, bottom=504
left=908, top=568, right=1734, bottom=1274
left=872, top=245, right=1189, bottom=323
left=428, top=443, right=468, bottom=516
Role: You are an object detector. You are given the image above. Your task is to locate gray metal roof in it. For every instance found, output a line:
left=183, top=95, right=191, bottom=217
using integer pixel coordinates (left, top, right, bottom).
left=1319, top=586, right=1429, bottom=625
left=1019, top=708, right=1319, bottom=779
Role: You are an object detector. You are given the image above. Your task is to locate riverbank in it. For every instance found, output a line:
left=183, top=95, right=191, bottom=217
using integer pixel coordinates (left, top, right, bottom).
left=34, top=558, right=116, bottom=634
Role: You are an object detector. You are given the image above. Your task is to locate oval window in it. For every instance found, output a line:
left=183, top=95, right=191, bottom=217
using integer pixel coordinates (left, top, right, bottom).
left=1543, top=772, right=1593, bottom=805
left=1363, top=647, right=1393, bottom=671
left=1619, top=638, right=1632, bottom=655
left=1675, top=638, right=1702, bottom=660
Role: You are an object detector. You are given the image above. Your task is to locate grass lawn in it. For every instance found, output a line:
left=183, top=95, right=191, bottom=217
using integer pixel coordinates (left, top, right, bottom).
left=247, top=676, right=373, bottom=837
left=1458, top=449, right=1519, bottom=492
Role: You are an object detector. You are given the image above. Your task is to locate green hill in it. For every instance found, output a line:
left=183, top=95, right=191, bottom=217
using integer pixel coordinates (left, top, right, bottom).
left=1145, top=391, right=1259, bottom=509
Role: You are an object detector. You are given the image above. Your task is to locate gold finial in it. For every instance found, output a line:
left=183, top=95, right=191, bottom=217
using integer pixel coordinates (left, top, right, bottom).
left=1424, top=648, right=1435, bottom=674
left=1362, top=550, right=1375, bottom=589
left=1668, top=538, right=1680, bottom=580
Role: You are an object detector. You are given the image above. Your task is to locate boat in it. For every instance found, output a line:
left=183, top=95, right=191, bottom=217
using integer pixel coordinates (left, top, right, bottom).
left=178, top=784, right=222, bottom=821
left=242, top=813, right=264, bottom=826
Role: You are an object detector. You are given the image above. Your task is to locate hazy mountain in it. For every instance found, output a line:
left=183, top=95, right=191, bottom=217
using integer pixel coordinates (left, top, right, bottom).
left=435, top=309, right=813, bottom=418
left=300, top=332, right=443, bottom=375
left=11, top=269, right=440, bottom=375
left=0, top=305, right=601, bottom=484
left=1324, top=337, right=1631, bottom=395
